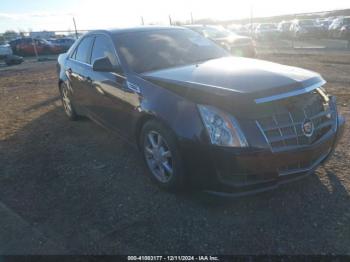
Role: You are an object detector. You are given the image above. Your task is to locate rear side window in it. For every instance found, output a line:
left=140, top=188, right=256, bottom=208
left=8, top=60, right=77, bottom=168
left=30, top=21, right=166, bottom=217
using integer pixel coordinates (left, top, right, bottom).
left=74, top=36, right=94, bottom=64
left=91, top=35, right=118, bottom=66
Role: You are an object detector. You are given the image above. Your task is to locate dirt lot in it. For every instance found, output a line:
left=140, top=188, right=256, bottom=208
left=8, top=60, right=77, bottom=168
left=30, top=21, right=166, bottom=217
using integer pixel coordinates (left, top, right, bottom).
left=0, top=52, right=349, bottom=254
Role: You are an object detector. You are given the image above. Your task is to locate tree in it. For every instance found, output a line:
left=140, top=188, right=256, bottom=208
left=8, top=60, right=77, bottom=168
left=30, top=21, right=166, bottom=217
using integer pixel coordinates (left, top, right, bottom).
left=2, top=30, right=19, bottom=41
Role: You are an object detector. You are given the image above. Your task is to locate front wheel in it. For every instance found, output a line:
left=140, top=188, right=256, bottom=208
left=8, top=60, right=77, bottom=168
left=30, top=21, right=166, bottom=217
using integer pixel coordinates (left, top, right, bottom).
left=140, top=120, right=185, bottom=191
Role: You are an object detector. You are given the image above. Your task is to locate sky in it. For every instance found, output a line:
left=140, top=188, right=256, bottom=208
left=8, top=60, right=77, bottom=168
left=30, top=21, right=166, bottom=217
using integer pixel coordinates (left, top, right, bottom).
left=0, top=0, right=350, bottom=33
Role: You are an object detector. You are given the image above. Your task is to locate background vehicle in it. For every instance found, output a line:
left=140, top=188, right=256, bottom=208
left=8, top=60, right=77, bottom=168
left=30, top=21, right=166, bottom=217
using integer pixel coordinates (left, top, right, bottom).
left=0, top=42, right=23, bottom=66
left=227, top=24, right=245, bottom=34
left=9, top=37, right=64, bottom=56
left=4, top=54, right=24, bottom=66
left=0, top=43, right=12, bottom=59
left=185, top=25, right=256, bottom=57
left=277, top=21, right=292, bottom=38
left=57, top=27, right=344, bottom=195
left=340, top=24, right=350, bottom=39
left=48, top=37, right=75, bottom=52
left=328, top=16, right=350, bottom=38
left=290, top=19, right=322, bottom=39
left=317, top=17, right=334, bottom=32
left=254, top=23, right=279, bottom=40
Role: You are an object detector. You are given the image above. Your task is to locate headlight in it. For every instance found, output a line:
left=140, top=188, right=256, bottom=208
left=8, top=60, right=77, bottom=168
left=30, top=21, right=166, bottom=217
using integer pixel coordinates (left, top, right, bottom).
left=197, top=105, right=248, bottom=147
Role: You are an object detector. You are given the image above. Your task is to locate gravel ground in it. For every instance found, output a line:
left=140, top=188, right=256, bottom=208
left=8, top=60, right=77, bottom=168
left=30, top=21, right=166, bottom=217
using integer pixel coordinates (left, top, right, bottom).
left=0, top=52, right=349, bottom=255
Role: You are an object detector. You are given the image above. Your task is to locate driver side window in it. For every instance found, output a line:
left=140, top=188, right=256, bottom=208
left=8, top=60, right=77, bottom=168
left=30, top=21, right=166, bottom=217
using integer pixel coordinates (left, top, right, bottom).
left=91, top=35, right=119, bottom=67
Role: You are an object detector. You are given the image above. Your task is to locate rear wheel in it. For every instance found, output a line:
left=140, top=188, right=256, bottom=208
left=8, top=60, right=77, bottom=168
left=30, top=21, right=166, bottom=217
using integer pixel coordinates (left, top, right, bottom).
left=60, top=82, right=78, bottom=120
left=140, top=120, right=185, bottom=190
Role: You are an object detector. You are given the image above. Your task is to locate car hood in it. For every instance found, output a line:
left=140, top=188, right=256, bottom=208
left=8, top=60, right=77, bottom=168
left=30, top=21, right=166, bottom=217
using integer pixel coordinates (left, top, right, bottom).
left=143, top=56, right=322, bottom=94
left=142, top=57, right=324, bottom=113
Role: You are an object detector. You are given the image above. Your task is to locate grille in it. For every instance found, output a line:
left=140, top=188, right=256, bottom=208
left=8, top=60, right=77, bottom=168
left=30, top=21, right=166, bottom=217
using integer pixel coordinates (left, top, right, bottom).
left=256, top=91, right=336, bottom=152
left=277, top=150, right=330, bottom=176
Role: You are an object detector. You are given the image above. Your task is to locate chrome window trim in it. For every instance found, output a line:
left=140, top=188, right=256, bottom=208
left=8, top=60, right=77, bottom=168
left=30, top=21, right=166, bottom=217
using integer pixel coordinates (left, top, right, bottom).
left=254, top=79, right=326, bottom=104
left=90, top=33, right=123, bottom=68
left=68, top=35, right=94, bottom=65
left=68, top=32, right=124, bottom=73
left=68, top=57, right=92, bottom=67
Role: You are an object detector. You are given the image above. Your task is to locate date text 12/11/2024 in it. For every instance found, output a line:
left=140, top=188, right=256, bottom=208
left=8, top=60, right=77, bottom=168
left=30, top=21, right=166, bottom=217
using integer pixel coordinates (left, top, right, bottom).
left=127, top=256, right=219, bottom=261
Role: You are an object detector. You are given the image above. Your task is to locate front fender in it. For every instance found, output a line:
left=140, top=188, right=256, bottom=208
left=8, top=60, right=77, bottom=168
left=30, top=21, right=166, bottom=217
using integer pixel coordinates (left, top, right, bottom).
left=57, top=53, right=69, bottom=87
left=131, top=75, right=208, bottom=146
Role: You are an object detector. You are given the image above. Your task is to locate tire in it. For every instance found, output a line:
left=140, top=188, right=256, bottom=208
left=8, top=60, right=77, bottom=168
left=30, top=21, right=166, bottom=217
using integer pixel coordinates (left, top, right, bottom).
left=140, top=120, right=185, bottom=191
left=59, top=82, right=78, bottom=120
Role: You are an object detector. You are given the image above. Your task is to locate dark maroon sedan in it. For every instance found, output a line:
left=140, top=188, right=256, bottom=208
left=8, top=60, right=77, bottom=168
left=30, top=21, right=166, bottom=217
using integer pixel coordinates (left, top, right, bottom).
left=57, top=26, right=344, bottom=196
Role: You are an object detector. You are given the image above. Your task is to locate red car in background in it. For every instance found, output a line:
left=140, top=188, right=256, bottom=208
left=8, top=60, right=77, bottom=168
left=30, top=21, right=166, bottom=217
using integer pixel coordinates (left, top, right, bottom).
left=9, top=38, right=64, bottom=56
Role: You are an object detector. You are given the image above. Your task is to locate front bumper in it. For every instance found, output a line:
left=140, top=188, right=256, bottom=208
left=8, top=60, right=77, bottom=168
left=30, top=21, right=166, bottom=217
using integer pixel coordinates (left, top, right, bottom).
left=181, top=114, right=345, bottom=196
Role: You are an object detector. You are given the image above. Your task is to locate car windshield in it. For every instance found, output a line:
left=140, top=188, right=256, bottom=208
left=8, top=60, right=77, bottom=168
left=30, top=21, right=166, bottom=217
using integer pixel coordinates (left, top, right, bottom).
left=114, top=29, right=229, bottom=73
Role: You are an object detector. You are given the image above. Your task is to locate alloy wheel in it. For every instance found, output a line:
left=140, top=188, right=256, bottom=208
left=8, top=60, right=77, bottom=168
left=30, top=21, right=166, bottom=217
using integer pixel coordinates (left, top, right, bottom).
left=61, top=84, right=72, bottom=116
left=144, top=131, right=174, bottom=183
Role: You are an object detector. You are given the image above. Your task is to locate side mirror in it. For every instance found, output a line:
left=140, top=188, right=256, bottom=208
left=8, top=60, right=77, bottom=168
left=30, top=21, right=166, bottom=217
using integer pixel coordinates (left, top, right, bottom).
left=92, top=56, right=122, bottom=73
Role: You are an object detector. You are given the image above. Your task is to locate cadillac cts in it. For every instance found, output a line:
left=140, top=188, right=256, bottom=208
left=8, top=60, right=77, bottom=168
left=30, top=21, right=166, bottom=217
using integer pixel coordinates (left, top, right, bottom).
left=57, top=27, right=345, bottom=195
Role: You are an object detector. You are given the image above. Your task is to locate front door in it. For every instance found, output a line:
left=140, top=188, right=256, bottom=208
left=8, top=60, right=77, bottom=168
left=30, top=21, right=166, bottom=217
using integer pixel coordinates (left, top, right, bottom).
left=87, top=34, right=140, bottom=139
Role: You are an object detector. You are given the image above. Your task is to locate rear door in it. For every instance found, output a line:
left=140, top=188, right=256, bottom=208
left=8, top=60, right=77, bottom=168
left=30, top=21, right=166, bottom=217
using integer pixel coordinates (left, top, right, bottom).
left=65, top=36, right=94, bottom=111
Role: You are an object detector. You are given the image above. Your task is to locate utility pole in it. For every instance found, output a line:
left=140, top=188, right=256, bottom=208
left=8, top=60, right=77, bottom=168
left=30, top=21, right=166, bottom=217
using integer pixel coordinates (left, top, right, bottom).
left=32, top=38, right=39, bottom=61
left=190, top=12, right=194, bottom=24
left=141, top=16, right=145, bottom=25
left=250, top=4, right=253, bottom=37
left=169, top=15, right=172, bottom=26
left=292, top=13, right=296, bottom=49
left=73, top=17, right=78, bottom=39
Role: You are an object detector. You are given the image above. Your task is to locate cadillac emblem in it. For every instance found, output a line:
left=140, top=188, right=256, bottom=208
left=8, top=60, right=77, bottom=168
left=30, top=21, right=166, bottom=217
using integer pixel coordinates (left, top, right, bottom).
left=302, top=119, right=314, bottom=137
